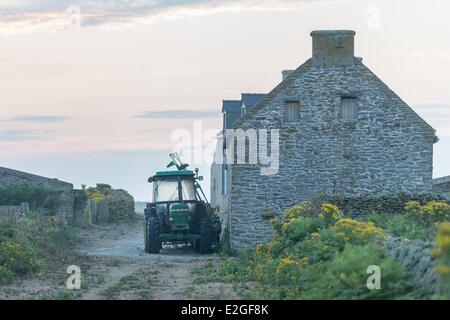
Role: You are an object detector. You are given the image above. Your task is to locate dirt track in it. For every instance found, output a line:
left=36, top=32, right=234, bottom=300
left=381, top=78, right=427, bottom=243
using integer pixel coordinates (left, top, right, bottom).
left=0, top=215, right=240, bottom=300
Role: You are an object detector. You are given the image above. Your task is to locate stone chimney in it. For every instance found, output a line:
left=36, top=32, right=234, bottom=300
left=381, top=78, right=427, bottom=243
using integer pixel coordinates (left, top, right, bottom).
left=310, top=30, right=356, bottom=66
left=282, top=70, right=295, bottom=81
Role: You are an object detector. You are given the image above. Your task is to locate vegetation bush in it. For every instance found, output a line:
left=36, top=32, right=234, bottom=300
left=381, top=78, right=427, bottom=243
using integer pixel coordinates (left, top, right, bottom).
left=359, top=213, right=432, bottom=241
left=331, top=218, right=385, bottom=245
left=318, top=192, right=449, bottom=216
left=220, top=225, right=233, bottom=256
left=433, top=222, right=450, bottom=298
left=0, top=214, right=78, bottom=285
left=319, top=204, right=340, bottom=225
left=207, top=201, right=431, bottom=300
left=85, top=189, right=111, bottom=203
left=0, top=186, right=62, bottom=214
left=0, top=240, right=41, bottom=277
left=283, top=201, right=317, bottom=220
left=303, top=244, right=415, bottom=300
left=405, top=201, right=450, bottom=224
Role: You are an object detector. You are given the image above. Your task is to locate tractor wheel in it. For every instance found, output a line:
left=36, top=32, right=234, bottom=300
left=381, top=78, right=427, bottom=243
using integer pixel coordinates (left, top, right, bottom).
left=144, top=220, right=149, bottom=253
left=146, top=216, right=161, bottom=254
left=199, top=218, right=212, bottom=254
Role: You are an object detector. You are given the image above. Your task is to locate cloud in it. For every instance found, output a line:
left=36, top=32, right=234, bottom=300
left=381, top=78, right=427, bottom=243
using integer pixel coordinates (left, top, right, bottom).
left=412, top=104, right=450, bottom=120
left=412, top=104, right=450, bottom=137
left=4, top=115, right=70, bottom=123
left=136, top=109, right=219, bottom=119
left=0, top=0, right=321, bottom=33
left=0, top=130, right=49, bottom=142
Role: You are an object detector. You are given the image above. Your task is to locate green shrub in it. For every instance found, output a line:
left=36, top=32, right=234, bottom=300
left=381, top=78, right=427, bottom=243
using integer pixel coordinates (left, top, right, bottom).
left=280, top=217, right=324, bottom=243
left=319, top=192, right=449, bottom=216
left=433, top=222, right=450, bottom=298
left=0, top=266, right=14, bottom=285
left=0, top=219, right=16, bottom=241
left=405, top=200, right=450, bottom=224
left=283, top=201, right=314, bottom=220
left=320, top=204, right=340, bottom=225
left=303, top=244, right=415, bottom=300
left=0, top=240, right=41, bottom=277
left=206, top=202, right=427, bottom=300
left=360, top=213, right=431, bottom=241
left=0, top=214, right=78, bottom=285
left=0, top=186, right=62, bottom=214
left=220, top=225, right=233, bottom=256
left=331, top=218, right=386, bottom=245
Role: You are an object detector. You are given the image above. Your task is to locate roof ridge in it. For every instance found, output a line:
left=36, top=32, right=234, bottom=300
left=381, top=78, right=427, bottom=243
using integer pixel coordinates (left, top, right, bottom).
left=356, top=60, right=436, bottom=135
left=233, top=58, right=312, bottom=128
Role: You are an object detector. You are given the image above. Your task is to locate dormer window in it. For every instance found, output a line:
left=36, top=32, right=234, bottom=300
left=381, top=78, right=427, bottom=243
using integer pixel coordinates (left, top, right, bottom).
left=340, top=97, right=358, bottom=120
left=285, top=101, right=300, bottom=122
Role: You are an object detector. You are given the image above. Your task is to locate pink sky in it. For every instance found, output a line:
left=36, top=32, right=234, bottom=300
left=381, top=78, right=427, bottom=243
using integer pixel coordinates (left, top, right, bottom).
left=1, top=0, right=450, bottom=200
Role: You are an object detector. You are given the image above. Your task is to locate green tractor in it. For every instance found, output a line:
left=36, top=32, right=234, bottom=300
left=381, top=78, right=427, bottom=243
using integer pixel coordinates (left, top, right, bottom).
left=144, top=153, right=221, bottom=254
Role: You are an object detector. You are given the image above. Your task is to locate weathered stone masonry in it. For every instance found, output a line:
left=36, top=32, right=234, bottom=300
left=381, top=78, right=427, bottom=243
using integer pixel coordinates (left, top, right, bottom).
left=0, top=166, right=74, bottom=223
left=433, top=176, right=450, bottom=194
left=213, top=30, right=437, bottom=251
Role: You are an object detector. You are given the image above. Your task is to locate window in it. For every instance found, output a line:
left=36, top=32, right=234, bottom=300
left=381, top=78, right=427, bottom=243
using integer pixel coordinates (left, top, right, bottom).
left=222, top=164, right=228, bottom=195
left=181, top=179, right=197, bottom=201
left=340, top=97, right=358, bottom=120
left=153, top=180, right=179, bottom=202
left=285, top=101, right=300, bottom=122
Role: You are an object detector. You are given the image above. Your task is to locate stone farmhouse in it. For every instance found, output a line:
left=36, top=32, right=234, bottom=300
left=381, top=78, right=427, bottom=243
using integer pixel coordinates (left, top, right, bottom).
left=210, top=30, right=438, bottom=251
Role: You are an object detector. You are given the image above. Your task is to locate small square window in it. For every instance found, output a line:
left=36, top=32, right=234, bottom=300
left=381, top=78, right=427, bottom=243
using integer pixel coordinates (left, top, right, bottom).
left=285, top=101, right=300, bottom=122
left=340, top=97, right=358, bottom=120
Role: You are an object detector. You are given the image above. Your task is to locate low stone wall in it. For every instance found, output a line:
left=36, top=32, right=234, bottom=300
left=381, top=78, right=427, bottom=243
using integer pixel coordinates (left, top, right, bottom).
left=0, top=203, right=29, bottom=224
left=0, top=167, right=74, bottom=223
left=88, top=184, right=135, bottom=221
left=88, top=199, right=110, bottom=224
left=433, top=176, right=450, bottom=194
left=384, top=237, right=439, bottom=297
left=318, top=192, right=449, bottom=217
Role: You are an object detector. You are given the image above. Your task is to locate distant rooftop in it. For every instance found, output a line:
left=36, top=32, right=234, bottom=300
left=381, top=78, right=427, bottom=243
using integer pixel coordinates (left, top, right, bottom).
left=222, top=100, right=241, bottom=113
left=433, top=175, right=450, bottom=185
left=221, top=94, right=266, bottom=129
left=241, top=93, right=266, bottom=110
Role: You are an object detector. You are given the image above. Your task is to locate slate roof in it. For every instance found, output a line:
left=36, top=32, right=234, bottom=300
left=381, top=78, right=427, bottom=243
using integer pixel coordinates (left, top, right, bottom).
left=221, top=94, right=266, bottom=130
left=222, top=100, right=242, bottom=129
left=222, top=100, right=241, bottom=113
left=241, top=93, right=266, bottom=110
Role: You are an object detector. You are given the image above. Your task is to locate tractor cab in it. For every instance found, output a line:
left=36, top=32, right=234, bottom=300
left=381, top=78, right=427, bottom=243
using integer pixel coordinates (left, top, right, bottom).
left=144, top=153, right=220, bottom=254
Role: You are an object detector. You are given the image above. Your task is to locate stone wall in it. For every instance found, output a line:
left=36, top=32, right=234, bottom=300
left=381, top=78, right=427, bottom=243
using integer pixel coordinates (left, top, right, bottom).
left=87, top=184, right=135, bottom=221
left=0, top=203, right=29, bottom=224
left=433, top=176, right=450, bottom=194
left=0, top=167, right=74, bottom=223
left=228, top=33, right=436, bottom=250
left=384, top=237, right=439, bottom=297
left=210, top=157, right=231, bottom=237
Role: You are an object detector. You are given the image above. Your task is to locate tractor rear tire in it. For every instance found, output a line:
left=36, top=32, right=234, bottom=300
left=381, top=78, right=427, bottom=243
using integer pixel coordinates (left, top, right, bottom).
left=199, top=218, right=212, bottom=254
left=146, top=216, right=161, bottom=254
left=144, top=220, right=149, bottom=253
